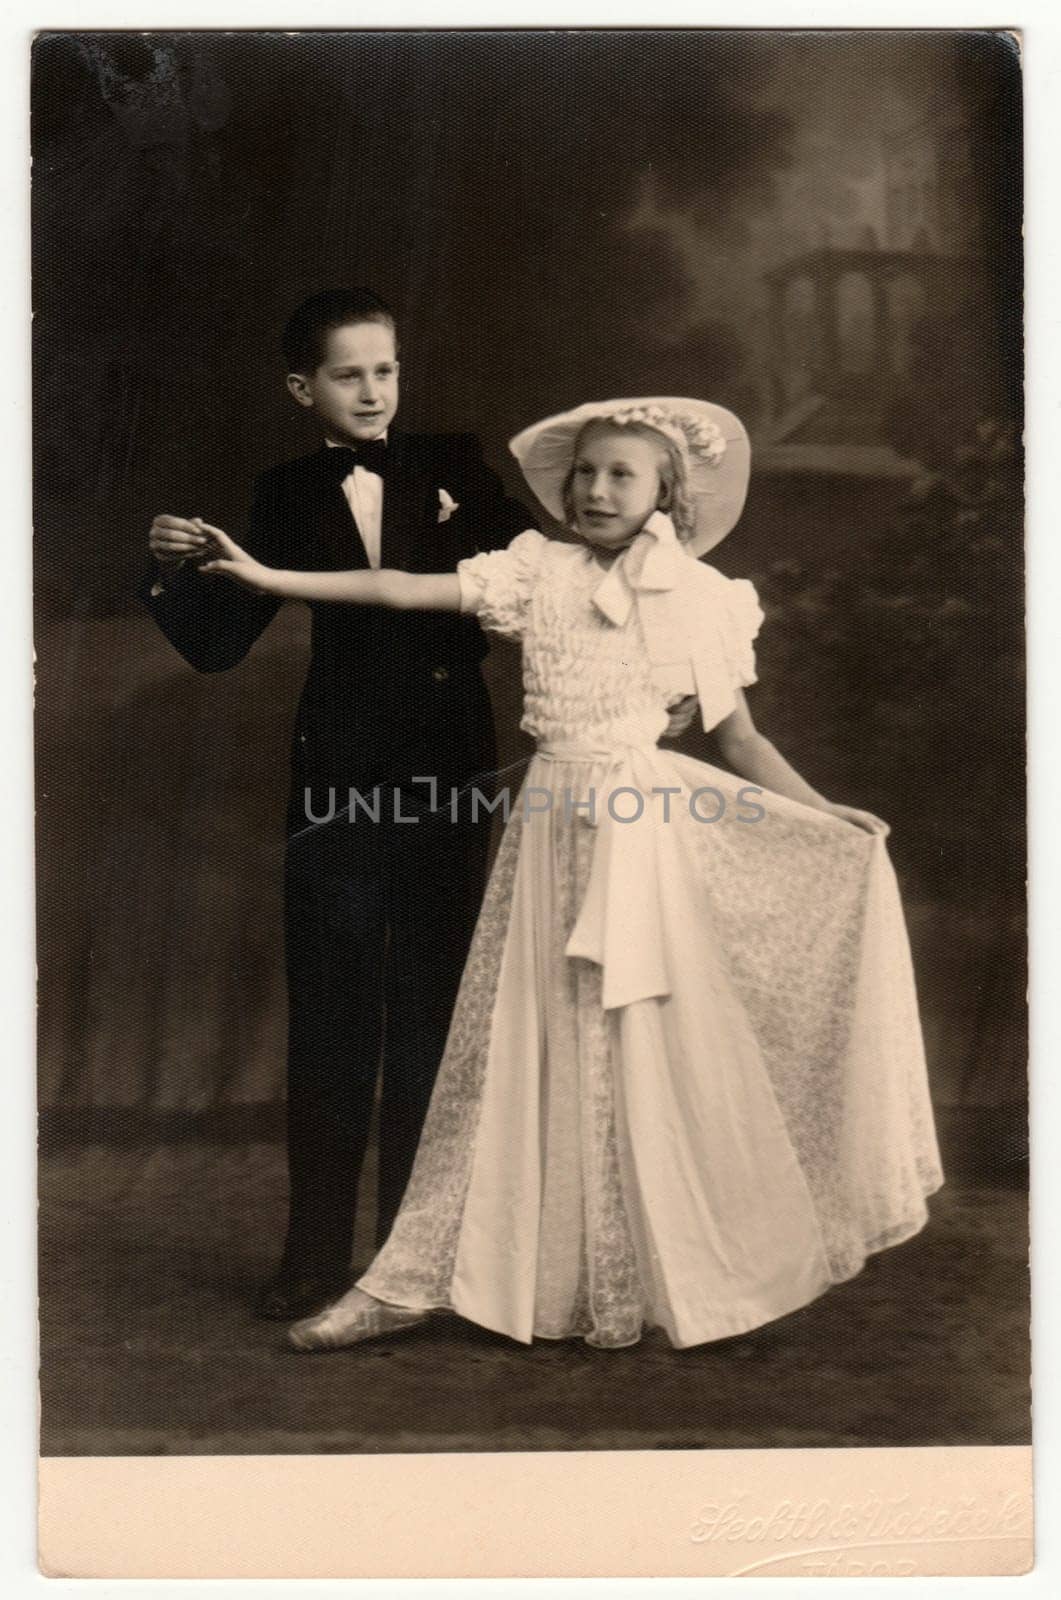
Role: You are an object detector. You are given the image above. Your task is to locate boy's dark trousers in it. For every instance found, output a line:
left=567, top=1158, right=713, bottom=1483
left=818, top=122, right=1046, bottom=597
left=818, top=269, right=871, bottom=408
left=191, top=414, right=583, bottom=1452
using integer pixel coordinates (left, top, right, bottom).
left=140, top=432, right=530, bottom=1302
left=281, top=732, right=495, bottom=1278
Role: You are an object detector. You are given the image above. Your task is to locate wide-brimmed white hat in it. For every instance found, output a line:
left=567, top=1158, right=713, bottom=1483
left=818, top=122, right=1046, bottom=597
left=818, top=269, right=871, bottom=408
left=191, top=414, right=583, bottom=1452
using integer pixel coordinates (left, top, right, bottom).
left=508, top=397, right=751, bottom=557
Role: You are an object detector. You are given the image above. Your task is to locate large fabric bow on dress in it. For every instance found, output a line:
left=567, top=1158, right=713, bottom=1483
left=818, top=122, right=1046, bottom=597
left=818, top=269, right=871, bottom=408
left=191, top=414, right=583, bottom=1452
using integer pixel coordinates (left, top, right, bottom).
left=589, top=511, right=740, bottom=734
left=556, top=511, right=744, bottom=1008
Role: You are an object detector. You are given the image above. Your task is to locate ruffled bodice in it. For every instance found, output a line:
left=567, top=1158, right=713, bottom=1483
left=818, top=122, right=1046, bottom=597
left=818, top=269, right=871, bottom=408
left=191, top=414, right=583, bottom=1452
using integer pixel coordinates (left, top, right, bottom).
left=457, top=525, right=764, bottom=749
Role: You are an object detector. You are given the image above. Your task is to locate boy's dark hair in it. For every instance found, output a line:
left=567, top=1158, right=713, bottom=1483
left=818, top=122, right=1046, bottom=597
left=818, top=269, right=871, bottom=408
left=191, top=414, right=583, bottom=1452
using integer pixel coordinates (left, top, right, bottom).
left=282, top=289, right=399, bottom=374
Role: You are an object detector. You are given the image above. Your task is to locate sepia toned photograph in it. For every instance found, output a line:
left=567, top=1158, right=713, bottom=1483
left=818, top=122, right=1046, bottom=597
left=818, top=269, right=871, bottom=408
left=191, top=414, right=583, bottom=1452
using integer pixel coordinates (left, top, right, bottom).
left=32, top=23, right=1027, bottom=1567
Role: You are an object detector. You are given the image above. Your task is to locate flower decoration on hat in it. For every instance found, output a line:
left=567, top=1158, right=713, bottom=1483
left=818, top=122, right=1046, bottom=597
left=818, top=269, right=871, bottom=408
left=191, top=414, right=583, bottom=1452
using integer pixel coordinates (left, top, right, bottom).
left=606, top=403, right=728, bottom=470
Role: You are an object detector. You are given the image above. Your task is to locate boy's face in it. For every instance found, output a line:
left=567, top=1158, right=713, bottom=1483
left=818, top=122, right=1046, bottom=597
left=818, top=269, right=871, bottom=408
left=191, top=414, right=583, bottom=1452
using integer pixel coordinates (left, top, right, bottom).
left=287, top=321, right=400, bottom=444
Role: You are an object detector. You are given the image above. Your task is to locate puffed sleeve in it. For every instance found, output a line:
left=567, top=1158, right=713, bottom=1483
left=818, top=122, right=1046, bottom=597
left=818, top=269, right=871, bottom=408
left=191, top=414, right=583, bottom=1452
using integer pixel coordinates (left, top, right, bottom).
left=721, top=576, right=765, bottom=688
left=457, top=528, right=548, bottom=642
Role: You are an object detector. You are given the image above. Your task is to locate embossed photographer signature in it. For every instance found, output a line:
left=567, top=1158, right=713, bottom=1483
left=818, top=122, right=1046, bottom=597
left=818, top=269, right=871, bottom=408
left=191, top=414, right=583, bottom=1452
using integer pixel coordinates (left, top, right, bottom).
left=689, top=1489, right=1032, bottom=1548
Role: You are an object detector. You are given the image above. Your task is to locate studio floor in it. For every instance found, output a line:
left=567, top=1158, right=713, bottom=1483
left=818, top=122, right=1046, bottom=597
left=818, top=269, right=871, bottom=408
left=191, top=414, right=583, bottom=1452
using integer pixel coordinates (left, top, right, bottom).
left=38, top=1117, right=1029, bottom=1457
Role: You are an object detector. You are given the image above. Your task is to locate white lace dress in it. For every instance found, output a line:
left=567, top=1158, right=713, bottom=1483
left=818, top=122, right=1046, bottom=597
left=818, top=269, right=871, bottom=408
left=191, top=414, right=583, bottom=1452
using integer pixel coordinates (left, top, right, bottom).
left=357, top=527, right=943, bottom=1349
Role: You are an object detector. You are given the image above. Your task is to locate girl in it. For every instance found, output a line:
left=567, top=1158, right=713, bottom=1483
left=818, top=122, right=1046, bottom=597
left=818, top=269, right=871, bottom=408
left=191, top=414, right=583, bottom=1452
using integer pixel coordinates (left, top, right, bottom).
left=200, top=396, right=943, bottom=1352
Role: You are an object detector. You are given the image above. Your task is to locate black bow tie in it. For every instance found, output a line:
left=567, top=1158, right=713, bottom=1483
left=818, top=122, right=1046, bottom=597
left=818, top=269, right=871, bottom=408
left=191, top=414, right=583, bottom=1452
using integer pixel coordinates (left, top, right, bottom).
left=322, top=439, right=390, bottom=481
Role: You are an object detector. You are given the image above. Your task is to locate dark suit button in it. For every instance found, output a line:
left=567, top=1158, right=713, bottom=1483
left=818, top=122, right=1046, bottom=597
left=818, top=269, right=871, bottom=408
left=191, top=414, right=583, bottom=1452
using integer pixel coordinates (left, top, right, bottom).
left=431, top=666, right=449, bottom=683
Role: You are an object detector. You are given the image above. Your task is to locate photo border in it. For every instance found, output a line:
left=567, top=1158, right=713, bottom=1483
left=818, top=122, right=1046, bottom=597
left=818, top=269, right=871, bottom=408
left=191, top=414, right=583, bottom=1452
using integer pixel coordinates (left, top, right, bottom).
left=10, top=3, right=1056, bottom=1592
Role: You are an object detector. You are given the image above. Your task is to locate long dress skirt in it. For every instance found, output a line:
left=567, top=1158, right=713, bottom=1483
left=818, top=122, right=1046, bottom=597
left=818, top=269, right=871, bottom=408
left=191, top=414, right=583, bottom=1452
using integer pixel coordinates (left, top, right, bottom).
left=357, top=743, right=943, bottom=1350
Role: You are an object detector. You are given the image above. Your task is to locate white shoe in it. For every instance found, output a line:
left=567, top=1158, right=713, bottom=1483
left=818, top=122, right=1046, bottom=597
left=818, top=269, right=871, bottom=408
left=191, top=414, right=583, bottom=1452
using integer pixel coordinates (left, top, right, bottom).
left=287, top=1286, right=427, bottom=1351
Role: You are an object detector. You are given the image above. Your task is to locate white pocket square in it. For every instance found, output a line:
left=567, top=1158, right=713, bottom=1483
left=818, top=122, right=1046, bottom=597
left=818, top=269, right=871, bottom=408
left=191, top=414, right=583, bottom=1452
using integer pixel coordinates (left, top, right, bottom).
left=437, top=488, right=459, bottom=523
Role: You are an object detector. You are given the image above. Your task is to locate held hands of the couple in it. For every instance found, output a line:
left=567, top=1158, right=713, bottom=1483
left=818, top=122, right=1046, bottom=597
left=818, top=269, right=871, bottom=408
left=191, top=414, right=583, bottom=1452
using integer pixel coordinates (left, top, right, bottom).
left=149, top=514, right=268, bottom=589
left=195, top=524, right=275, bottom=591
left=148, top=513, right=214, bottom=567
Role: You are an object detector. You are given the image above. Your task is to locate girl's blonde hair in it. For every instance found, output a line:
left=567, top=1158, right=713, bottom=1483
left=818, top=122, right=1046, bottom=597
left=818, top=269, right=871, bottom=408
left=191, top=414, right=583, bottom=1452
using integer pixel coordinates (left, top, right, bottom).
left=561, top=418, right=696, bottom=541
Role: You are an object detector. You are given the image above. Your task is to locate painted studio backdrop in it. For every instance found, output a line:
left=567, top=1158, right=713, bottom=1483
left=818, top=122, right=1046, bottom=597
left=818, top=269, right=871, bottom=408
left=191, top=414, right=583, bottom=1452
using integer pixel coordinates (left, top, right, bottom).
left=34, top=30, right=1026, bottom=1456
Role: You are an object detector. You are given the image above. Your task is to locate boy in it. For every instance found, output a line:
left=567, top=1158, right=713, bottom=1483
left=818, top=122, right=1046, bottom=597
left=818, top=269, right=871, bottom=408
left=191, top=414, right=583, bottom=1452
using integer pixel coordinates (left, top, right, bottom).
left=142, top=289, right=534, bottom=1319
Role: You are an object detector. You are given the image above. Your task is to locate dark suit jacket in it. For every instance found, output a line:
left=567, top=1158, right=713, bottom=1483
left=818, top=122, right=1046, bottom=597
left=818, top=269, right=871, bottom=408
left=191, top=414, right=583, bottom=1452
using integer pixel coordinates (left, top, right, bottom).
left=139, top=431, right=535, bottom=801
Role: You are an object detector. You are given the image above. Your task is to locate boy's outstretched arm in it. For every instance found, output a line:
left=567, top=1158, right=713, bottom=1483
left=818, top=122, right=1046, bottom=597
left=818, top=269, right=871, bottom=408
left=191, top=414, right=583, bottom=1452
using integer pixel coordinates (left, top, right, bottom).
left=198, top=525, right=462, bottom=611
left=138, top=472, right=288, bottom=672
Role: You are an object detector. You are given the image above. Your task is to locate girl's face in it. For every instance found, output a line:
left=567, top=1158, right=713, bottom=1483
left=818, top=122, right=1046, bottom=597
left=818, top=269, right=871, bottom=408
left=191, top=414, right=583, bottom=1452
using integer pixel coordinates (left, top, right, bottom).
left=570, top=426, right=667, bottom=550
